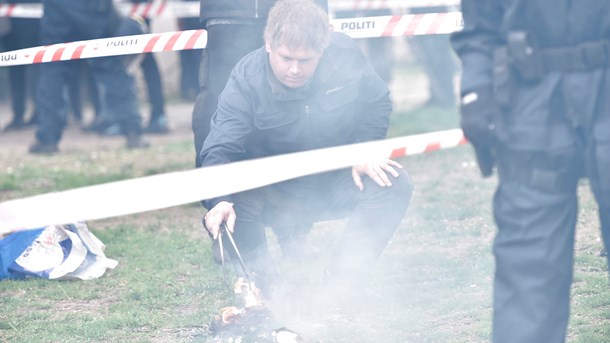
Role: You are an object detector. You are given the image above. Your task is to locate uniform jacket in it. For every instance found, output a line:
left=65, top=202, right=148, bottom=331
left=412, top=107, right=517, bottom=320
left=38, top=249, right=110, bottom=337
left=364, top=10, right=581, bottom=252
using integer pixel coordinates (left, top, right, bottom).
left=452, top=0, right=610, bottom=91
left=451, top=0, right=610, bottom=152
left=200, top=32, right=391, bottom=208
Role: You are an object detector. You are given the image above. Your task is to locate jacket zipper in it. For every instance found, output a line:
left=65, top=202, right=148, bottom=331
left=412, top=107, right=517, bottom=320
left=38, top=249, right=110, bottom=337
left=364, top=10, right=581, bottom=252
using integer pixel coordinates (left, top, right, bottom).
left=305, top=104, right=314, bottom=149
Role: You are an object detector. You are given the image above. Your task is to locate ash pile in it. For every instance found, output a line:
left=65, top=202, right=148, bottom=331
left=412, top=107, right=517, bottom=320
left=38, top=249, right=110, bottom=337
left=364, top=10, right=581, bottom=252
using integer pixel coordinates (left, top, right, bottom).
left=207, top=277, right=305, bottom=343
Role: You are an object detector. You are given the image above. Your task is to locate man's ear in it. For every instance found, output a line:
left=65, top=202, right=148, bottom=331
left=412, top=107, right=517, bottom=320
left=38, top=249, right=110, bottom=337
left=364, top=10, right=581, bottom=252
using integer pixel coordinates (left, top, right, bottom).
left=265, top=43, right=272, bottom=53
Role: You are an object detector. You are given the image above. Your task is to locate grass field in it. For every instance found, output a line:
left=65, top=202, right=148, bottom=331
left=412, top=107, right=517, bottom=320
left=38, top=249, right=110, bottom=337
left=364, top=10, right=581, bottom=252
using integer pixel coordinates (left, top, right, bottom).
left=0, top=104, right=609, bottom=342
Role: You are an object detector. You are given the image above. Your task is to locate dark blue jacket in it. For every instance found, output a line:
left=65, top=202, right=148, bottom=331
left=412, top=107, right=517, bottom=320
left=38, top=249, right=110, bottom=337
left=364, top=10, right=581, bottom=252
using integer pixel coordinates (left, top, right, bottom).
left=451, top=0, right=610, bottom=151
left=200, top=32, right=391, bottom=208
left=452, top=0, right=610, bottom=92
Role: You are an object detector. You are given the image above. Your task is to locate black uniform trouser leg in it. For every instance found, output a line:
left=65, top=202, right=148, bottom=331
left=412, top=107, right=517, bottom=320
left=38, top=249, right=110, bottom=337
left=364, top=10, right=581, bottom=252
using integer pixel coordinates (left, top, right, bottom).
left=89, top=56, right=142, bottom=135
left=35, top=61, right=70, bottom=145
left=584, top=127, right=610, bottom=266
left=140, top=53, right=165, bottom=120
left=8, top=65, right=27, bottom=121
left=492, top=151, right=579, bottom=343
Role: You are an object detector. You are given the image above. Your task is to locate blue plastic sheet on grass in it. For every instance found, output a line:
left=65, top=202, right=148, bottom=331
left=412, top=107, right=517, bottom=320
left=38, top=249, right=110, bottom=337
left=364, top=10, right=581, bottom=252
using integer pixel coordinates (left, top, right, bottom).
left=0, top=228, right=44, bottom=279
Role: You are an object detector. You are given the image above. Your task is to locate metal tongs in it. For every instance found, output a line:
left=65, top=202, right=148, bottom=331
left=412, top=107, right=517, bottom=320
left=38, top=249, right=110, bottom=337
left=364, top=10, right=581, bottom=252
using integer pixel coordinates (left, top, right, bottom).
left=217, top=223, right=255, bottom=292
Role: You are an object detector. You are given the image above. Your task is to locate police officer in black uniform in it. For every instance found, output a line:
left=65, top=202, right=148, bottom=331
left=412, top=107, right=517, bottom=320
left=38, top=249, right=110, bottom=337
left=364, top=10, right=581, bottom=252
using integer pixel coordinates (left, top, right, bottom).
left=451, top=1, right=610, bottom=342
left=129, top=0, right=169, bottom=135
left=408, top=5, right=457, bottom=109
left=333, top=8, right=394, bottom=85
left=192, top=0, right=327, bottom=167
left=1, top=0, right=40, bottom=131
left=176, top=0, right=201, bottom=102
left=30, top=0, right=148, bottom=153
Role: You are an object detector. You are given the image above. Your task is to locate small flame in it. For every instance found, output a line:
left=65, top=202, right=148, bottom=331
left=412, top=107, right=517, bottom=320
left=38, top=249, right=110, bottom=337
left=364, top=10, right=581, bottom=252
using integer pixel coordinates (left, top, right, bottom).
left=220, top=306, right=245, bottom=324
left=233, top=277, right=263, bottom=308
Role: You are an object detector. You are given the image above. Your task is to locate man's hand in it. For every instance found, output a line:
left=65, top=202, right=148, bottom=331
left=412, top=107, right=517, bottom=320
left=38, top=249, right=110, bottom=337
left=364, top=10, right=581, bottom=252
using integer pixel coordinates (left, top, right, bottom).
left=460, top=86, right=501, bottom=177
left=203, top=201, right=236, bottom=239
left=352, top=159, right=403, bottom=191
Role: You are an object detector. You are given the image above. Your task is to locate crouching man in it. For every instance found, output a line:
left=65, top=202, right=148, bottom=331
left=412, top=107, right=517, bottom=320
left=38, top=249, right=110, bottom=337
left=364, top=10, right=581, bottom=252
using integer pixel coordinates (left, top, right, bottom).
left=197, top=0, right=412, bottom=297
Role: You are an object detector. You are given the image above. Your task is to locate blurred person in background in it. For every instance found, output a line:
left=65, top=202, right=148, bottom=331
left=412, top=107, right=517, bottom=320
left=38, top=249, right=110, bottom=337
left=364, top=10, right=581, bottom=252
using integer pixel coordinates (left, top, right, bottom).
left=333, top=9, right=394, bottom=85
left=176, top=0, right=201, bottom=102
left=0, top=0, right=40, bottom=131
left=1, top=1, right=102, bottom=132
left=409, top=5, right=458, bottom=109
left=67, top=61, right=102, bottom=128
left=30, top=0, right=148, bottom=154
left=129, top=0, right=169, bottom=135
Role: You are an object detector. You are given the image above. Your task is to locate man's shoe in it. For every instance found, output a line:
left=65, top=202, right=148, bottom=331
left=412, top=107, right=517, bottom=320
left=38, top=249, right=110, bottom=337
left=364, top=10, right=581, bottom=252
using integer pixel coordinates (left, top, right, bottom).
left=143, top=116, right=170, bottom=134
left=83, top=116, right=115, bottom=133
left=125, top=133, right=150, bottom=149
left=3, top=119, right=28, bottom=132
left=99, top=123, right=123, bottom=136
left=29, top=142, right=59, bottom=154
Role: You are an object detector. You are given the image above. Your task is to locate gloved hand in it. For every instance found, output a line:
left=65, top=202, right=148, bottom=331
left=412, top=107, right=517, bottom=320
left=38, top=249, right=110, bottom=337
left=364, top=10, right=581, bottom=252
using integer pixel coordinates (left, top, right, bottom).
left=460, top=86, right=501, bottom=177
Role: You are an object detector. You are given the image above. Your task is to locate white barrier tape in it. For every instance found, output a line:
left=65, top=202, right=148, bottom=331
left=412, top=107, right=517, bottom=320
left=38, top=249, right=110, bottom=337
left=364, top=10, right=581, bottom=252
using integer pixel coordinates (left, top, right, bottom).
left=0, top=12, right=462, bottom=67
left=122, top=1, right=199, bottom=19
left=0, top=2, right=198, bottom=19
left=0, top=3, right=41, bottom=18
left=329, top=0, right=459, bottom=11
left=333, top=12, right=462, bottom=38
left=0, top=129, right=467, bottom=235
left=0, top=29, right=207, bottom=67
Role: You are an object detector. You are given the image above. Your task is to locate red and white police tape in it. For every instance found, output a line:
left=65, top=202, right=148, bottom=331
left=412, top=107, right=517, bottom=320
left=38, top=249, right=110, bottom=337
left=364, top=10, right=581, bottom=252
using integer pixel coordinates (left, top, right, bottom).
left=0, top=2, right=40, bottom=18
left=0, top=29, right=207, bottom=67
left=0, top=2, right=192, bottom=19
left=332, top=12, right=462, bottom=39
left=0, top=129, right=467, bottom=235
left=0, top=1, right=460, bottom=19
left=0, top=13, right=462, bottom=67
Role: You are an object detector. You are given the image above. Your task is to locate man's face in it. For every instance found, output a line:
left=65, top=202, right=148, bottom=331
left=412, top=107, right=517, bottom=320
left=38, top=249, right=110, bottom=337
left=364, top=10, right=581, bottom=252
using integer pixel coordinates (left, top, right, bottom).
left=266, top=43, right=322, bottom=89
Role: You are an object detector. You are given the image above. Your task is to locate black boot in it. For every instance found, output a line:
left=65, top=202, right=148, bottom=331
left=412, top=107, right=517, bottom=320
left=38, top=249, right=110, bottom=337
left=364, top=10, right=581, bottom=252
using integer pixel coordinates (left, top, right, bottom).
left=125, top=133, right=150, bottom=149
left=29, top=141, right=59, bottom=154
left=3, top=119, right=28, bottom=131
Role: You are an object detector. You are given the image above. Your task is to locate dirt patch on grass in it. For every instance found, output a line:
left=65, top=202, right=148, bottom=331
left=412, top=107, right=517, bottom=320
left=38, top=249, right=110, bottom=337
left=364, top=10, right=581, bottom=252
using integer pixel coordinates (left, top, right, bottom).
left=0, top=101, right=195, bottom=157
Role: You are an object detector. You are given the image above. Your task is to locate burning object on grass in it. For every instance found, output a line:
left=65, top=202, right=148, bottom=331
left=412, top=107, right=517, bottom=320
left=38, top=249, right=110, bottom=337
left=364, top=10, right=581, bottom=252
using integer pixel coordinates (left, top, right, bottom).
left=220, top=306, right=246, bottom=324
left=210, top=280, right=305, bottom=342
left=208, top=224, right=305, bottom=342
left=234, top=276, right=264, bottom=308
left=209, top=304, right=274, bottom=341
